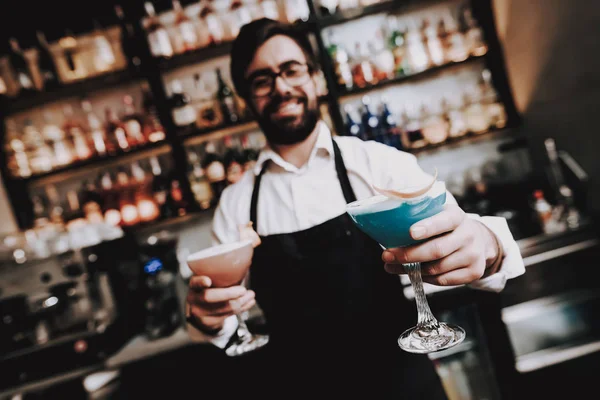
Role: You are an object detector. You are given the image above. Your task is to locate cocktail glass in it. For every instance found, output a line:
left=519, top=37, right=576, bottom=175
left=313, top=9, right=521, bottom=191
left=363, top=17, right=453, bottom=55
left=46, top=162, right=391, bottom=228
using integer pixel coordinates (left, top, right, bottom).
left=346, top=181, right=465, bottom=353
left=187, top=240, right=269, bottom=356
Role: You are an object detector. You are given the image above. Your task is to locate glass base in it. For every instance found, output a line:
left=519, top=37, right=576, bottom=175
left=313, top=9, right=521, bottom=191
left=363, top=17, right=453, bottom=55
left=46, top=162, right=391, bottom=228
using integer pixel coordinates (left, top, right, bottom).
left=225, top=334, right=270, bottom=357
left=398, top=323, right=465, bottom=354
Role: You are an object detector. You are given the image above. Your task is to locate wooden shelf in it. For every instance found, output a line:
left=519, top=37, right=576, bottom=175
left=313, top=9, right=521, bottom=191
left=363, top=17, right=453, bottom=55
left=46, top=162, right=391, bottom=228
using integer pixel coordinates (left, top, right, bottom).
left=157, top=42, right=234, bottom=72
left=0, top=69, right=141, bottom=116
left=337, top=55, right=486, bottom=99
left=182, top=121, right=260, bottom=146
left=410, top=127, right=519, bottom=157
left=18, top=142, right=171, bottom=188
left=317, top=0, right=422, bottom=28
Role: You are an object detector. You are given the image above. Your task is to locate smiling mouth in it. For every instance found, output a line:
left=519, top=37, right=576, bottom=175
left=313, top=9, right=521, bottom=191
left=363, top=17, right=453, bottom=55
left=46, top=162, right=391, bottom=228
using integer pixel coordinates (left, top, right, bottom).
left=272, top=99, right=303, bottom=118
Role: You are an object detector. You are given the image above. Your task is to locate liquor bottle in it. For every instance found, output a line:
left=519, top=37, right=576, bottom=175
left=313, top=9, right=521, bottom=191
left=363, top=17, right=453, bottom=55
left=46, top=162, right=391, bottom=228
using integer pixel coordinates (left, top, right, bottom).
left=8, top=38, right=35, bottom=93
left=197, top=4, right=225, bottom=47
left=404, top=20, right=430, bottom=73
left=386, top=16, right=408, bottom=76
left=173, top=0, right=199, bottom=53
left=82, top=100, right=111, bottom=156
left=402, top=104, right=428, bottom=149
left=441, top=96, right=468, bottom=138
left=201, top=142, right=227, bottom=200
left=131, top=161, right=160, bottom=222
left=32, top=195, right=50, bottom=229
left=115, top=5, right=142, bottom=71
left=223, top=136, right=245, bottom=185
left=462, top=89, right=490, bottom=134
left=58, top=30, right=87, bottom=79
left=5, top=119, right=32, bottom=178
left=532, top=190, right=555, bottom=234
left=122, top=95, right=147, bottom=146
left=479, top=69, right=507, bottom=130
left=461, top=7, right=487, bottom=57
left=35, top=32, right=60, bottom=90
left=360, top=96, right=382, bottom=142
left=149, top=156, right=171, bottom=218
left=193, top=73, right=222, bottom=129
left=351, top=42, right=377, bottom=88
left=260, top=0, right=280, bottom=20
left=420, top=101, right=449, bottom=145
left=344, top=104, right=365, bottom=140
left=326, top=32, right=353, bottom=91
left=62, top=104, right=93, bottom=161
left=144, top=2, right=174, bottom=58
left=141, top=82, right=166, bottom=142
left=443, top=10, right=469, bottom=63
left=319, top=0, right=339, bottom=15
left=42, top=111, right=75, bottom=167
left=170, top=80, right=197, bottom=127
left=371, top=30, right=396, bottom=82
left=380, top=99, right=403, bottom=150
left=105, top=107, right=130, bottom=151
left=116, top=166, right=140, bottom=226
left=80, top=180, right=104, bottom=224
left=216, top=69, right=240, bottom=125
left=168, top=177, right=188, bottom=217
left=229, top=0, right=253, bottom=39
left=188, top=151, right=214, bottom=210
left=423, top=18, right=445, bottom=66
left=100, top=172, right=122, bottom=226
left=45, top=184, right=65, bottom=227
left=91, top=20, right=117, bottom=72
left=22, top=119, right=54, bottom=173
left=64, top=190, right=88, bottom=231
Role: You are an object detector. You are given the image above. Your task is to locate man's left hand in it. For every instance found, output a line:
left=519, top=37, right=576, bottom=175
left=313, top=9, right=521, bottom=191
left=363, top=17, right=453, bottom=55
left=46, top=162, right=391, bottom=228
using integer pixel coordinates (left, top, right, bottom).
left=382, top=204, right=501, bottom=286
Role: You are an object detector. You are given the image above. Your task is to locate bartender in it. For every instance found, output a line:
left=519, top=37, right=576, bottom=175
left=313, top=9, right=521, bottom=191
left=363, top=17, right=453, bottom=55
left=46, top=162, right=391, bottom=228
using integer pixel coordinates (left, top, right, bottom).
left=186, top=18, right=525, bottom=398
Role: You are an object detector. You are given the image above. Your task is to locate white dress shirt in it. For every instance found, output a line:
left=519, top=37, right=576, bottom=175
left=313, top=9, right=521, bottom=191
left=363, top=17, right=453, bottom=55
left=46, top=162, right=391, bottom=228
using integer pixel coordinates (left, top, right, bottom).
left=188, top=122, right=525, bottom=346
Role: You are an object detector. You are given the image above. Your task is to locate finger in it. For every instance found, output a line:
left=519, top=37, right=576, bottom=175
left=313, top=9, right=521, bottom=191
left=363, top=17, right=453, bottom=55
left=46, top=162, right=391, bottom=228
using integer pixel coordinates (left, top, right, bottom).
left=189, top=276, right=212, bottom=290
left=420, top=249, right=475, bottom=276
left=189, top=308, right=228, bottom=330
left=189, top=285, right=247, bottom=305
left=409, top=204, right=465, bottom=240
left=384, top=263, right=406, bottom=274
left=422, top=264, right=485, bottom=287
left=385, top=230, right=463, bottom=264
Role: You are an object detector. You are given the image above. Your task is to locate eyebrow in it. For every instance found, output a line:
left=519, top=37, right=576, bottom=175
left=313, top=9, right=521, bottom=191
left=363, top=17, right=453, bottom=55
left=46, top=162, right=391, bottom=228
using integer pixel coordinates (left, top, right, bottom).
left=245, top=60, right=305, bottom=82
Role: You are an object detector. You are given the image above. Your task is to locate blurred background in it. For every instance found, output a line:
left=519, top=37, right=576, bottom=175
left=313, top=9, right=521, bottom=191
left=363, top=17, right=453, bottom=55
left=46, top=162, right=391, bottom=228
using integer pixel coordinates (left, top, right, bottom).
left=0, top=0, right=598, bottom=399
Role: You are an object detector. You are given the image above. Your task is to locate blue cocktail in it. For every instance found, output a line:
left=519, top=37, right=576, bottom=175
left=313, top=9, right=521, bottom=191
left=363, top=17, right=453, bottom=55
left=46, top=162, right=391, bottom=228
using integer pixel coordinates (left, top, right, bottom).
left=346, top=181, right=466, bottom=353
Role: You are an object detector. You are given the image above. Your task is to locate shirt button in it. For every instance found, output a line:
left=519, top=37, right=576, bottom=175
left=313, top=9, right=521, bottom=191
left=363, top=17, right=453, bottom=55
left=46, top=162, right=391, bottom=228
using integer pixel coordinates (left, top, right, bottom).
left=345, top=230, right=352, bottom=237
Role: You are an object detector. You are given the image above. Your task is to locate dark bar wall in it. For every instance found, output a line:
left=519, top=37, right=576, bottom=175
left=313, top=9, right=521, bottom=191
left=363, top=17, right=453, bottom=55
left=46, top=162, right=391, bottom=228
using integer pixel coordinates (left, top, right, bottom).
left=493, top=0, right=600, bottom=215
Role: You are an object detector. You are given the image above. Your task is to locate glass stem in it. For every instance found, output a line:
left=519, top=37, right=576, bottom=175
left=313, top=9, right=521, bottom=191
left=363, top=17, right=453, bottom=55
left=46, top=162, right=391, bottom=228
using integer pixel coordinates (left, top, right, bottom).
left=404, top=262, right=439, bottom=328
left=234, top=311, right=252, bottom=340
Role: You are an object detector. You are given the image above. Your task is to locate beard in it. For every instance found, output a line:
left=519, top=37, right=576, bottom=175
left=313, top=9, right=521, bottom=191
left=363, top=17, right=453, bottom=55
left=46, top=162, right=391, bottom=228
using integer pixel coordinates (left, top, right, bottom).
left=254, top=93, right=320, bottom=146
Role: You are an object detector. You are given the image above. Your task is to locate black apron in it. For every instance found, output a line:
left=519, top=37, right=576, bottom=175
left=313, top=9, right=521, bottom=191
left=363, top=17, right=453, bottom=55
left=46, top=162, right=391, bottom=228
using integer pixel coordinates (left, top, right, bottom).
left=230, top=139, right=447, bottom=399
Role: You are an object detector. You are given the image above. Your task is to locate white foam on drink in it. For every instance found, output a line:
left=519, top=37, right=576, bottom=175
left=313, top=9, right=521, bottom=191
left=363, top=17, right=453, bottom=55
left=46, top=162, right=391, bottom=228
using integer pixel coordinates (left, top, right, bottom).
left=187, top=240, right=253, bottom=262
left=347, top=181, right=446, bottom=215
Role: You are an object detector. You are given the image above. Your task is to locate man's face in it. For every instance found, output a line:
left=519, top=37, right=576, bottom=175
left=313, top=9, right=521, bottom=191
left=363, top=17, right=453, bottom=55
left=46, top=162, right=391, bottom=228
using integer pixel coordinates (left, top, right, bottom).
left=244, top=35, right=320, bottom=146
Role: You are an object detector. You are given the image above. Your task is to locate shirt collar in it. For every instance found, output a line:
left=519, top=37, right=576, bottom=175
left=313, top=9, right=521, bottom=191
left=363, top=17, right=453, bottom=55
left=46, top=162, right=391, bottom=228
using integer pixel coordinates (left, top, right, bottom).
left=253, top=121, right=334, bottom=175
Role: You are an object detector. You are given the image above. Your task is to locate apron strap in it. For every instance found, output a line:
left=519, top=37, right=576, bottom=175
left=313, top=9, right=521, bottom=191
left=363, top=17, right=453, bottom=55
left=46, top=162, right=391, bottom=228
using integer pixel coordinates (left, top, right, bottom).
left=249, top=137, right=358, bottom=231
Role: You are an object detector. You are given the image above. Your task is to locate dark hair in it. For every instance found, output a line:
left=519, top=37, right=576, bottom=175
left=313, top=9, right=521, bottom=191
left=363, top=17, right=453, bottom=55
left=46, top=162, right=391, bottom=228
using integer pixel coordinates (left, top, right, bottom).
left=230, top=18, right=317, bottom=99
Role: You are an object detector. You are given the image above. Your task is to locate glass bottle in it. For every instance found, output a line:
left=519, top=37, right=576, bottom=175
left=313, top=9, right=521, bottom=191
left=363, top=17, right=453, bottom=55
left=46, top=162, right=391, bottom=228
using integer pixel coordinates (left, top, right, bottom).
left=115, top=5, right=142, bottom=72
left=360, top=95, right=382, bottom=142
left=197, top=5, right=225, bottom=47
left=173, top=0, right=199, bottom=53
left=479, top=69, right=507, bottom=129
left=116, top=166, right=139, bottom=226
left=58, top=30, right=87, bottom=79
left=380, top=98, right=403, bottom=150
left=463, top=89, right=490, bottom=134
left=82, top=100, right=111, bottom=156
left=149, top=156, right=171, bottom=219
left=144, top=2, right=174, bottom=58
left=223, top=136, right=245, bottom=185
left=193, top=73, right=222, bottom=129
left=35, top=32, right=60, bottom=90
left=62, top=104, right=93, bottom=161
left=170, top=79, right=197, bottom=127
left=8, top=38, right=36, bottom=93
left=5, top=119, right=32, bottom=178
left=141, top=82, right=167, bottom=142
left=260, top=0, right=280, bottom=20
left=188, top=150, right=214, bottom=210
left=371, top=29, right=396, bottom=82
left=387, top=16, right=408, bottom=77
left=420, top=101, right=449, bottom=145
left=131, top=161, right=160, bottom=223
left=229, top=0, right=253, bottom=39
left=122, top=95, right=147, bottom=146
left=80, top=179, right=104, bottom=224
left=168, top=177, right=188, bottom=217
left=404, top=20, right=430, bottom=73
left=344, top=104, right=365, bottom=140
left=402, top=104, right=428, bottom=149
left=105, top=107, right=130, bottom=151
left=202, top=142, right=227, bottom=200
left=216, top=69, right=240, bottom=125
left=91, top=20, right=117, bottom=73
left=443, top=10, right=469, bottom=63
left=42, top=111, right=75, bottom=167
left=241, top=134, right=260, bottom=172
left=441, top=96, right=468, bottom=138
left=23, top=119, right=54, bottom=173
left=462, top=7, right=488, bottom=57
left=351, top=42, right=377, bottom=88
left=326, top=31, right=353, bottom=91
left=423, top=18, right=445, bottom=66
left=100, top=172, right=122, bottom=227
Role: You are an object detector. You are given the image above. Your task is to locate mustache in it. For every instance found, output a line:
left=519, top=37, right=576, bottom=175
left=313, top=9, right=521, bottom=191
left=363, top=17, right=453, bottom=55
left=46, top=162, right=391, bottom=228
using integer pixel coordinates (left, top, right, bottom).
left=263, top=93, right=307, bottom=116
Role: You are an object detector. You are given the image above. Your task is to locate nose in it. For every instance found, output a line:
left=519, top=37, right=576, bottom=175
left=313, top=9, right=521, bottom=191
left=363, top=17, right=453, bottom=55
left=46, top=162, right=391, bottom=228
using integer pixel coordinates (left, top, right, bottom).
left=273, top=74, right=293, bottom=95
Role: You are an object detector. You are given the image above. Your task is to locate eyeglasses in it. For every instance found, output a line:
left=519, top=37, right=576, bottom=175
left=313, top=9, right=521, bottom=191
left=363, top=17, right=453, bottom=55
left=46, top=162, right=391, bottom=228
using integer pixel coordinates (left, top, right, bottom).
left=247, top=63, right=312, bottom=98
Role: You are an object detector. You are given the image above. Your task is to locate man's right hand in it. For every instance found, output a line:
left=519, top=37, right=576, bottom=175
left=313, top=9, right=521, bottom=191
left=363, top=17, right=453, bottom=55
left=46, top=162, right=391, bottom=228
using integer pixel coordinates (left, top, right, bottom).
left=186, top=276, right=256, bottom=334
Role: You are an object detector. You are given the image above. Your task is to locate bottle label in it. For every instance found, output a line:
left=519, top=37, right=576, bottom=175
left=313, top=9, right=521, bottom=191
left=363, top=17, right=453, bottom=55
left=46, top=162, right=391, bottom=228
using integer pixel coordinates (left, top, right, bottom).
left=173, top=105, right=197, bottom=126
